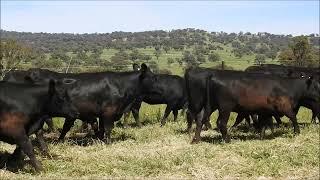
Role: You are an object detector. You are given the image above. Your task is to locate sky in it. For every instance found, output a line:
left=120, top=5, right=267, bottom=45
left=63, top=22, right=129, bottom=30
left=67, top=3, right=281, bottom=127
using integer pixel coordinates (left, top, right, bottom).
left=1, top=1, right=319, bottom=35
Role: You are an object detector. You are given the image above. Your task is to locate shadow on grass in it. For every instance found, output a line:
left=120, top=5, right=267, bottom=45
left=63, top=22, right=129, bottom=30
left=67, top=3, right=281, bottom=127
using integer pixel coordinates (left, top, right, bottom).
left=115, top=118, right=159, bottom=128
left=42, top=131, right=137, bottom=146
left=188, top=123, right=296, bottom=144
left=200, top=130, right=287, bottom=144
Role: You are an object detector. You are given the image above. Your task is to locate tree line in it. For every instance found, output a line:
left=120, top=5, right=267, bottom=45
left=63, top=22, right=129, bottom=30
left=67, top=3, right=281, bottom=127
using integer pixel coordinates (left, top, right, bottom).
left=1, top=29, right=319, bottom=78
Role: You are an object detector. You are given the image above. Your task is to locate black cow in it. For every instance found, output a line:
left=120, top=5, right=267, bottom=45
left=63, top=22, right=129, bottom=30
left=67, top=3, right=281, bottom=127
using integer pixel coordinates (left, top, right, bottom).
left=0, top=80, right=77, bottom=172
left=185, top=68, right=320, bottom=143
left=123, top=64, right=188, bottom=127
left=25, top=64, right=155, bottom=143
left=3, top=70, right=30, bottom=82
left=245, top=64, right=320, bottom=123
left=3, top=70, right=56, bottom=132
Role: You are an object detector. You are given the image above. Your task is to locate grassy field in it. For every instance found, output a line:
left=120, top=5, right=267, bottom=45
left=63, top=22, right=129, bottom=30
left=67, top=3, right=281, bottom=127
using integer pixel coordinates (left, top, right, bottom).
left=1, top=44, right=318, bottom=179
left=0, top=104, right=319, bottom=179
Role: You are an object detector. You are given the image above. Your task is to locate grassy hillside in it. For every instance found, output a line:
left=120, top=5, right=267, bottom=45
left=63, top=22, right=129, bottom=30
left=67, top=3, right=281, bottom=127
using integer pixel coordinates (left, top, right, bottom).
left=59, top=44, right=280, bottom=75
left=0, top=104, right=319, bottom=179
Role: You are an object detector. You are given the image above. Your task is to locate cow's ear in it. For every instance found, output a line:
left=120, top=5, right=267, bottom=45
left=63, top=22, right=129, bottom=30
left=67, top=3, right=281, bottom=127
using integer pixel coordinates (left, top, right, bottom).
left=133, top=63, right=140, bottom=71
left=140, top=63, right=148, bottom=73
left=48, top=79, right=56, bottom=96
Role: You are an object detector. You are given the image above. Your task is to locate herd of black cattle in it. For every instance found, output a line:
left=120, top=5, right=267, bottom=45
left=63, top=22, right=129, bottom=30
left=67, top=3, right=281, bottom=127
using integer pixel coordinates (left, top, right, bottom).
left=0, top=63, right=319, bottom=172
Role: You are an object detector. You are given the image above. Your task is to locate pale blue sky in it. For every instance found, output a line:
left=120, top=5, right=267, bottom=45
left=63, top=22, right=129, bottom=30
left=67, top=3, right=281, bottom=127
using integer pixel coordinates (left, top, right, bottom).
left=1, top=1, right=319, bottom=35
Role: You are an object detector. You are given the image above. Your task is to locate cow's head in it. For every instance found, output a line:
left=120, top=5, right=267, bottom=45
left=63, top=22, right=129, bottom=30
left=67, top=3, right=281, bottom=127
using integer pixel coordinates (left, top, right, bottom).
left=43, top=79, right=79, bottom=119
left=304, top=76, right=320, bottom=102
left=138, top=63, right=159, bottom=94
left=25, top=68, right=56, bottom=84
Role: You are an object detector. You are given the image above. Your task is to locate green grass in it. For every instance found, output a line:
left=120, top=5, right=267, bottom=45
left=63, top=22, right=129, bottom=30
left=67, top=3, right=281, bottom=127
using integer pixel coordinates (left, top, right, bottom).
left=0, top=105, right=319, bottom=179
left=2, top=44, right=317, bottom=179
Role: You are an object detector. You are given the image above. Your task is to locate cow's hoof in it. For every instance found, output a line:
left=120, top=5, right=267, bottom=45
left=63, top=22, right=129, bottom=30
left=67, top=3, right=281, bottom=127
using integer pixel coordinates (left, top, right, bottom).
left=57, top=138, right=65, bottom=143
left=33, top=164, right=44, bottom=173
left=186, top=128, right=192, bottom=134
left=224, top=138, right=231, bottom=143
left=191, top=138, right=200, bottom=144
left=202, top=126, right=209, bottom=131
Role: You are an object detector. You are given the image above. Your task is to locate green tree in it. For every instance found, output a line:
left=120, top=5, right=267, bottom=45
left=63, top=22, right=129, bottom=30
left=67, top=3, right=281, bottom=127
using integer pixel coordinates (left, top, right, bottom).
left=154, top=49, right=162, bottom=60
left=163, top=46, right=170, bottom=54
left=141, top=54, right=152, bottom=62
left=278, top=49, right=294, bottom=61
left=75, top=50, right=89, bottom=64
left=231, top=41, right=241, bottom=48
left=148, top=61, right=159, bottom=73
left=208, top=52, right=221, bottom=62
left=196, top=53, right=206, bottom=63
left=182, top=51, right=198, bottom=67
left=0, top=39, right=33, bottom=79
left=265, top=50, right=277, bottom=60
left=167, top=57, right=174, bottom=66
left=130, top=49, right=141, bottom=61
left=232, top=49, right=244, bottom=58
left=290, top=36, right=311, bottom=66
left=254, top=54, right=266, bottom=65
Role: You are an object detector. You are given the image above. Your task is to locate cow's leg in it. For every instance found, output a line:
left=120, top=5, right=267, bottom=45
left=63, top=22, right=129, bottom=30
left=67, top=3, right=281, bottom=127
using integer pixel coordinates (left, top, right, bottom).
left=231, top=113, right=246, bottom=129
left=260, top=115, right=274, bottom=139
left=173, top=109, right=178, bottom=122
left=274, top=115, right=282, bottom=127
left=132, top=108, right=141, bottom=127
left=123, top=112, right=130, bottom=128
left=17, top=134, right=43, bottom=172
left=35, top=130, right=50, bottom=157
left=203, top=117, right=212, bottom=131
left=58, top=118, right=75, bottom=141
left=268, top=116, right=275, bottom=137
left=245, top=115, right=251, bottom=127
left=260, top=125, right=266, bottom=140
left=311, top=112, right=316, bottom=124
left=286, top=111, right=300, bottom=134
left=79, top=122, right=89, bottom=133
left=186, top=110, right=193, bottom=134
left=7, top=147, right=25, bottom=170
left=311, top=109, right=319, bottom=124
left=90, top=120, right=99, bottom=138
left=217, top=110, right=231, bottom=143
left=103, top=119, right=114, bottom=144
left=191, top=112, right=205, bottom=144
left=97, top=118, right=105, bottom=140
left=251, top=114, right=259, bottom=129
left=160, top=106, right=172, bottom=126
left=44, top=117, right=55, bottom=133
